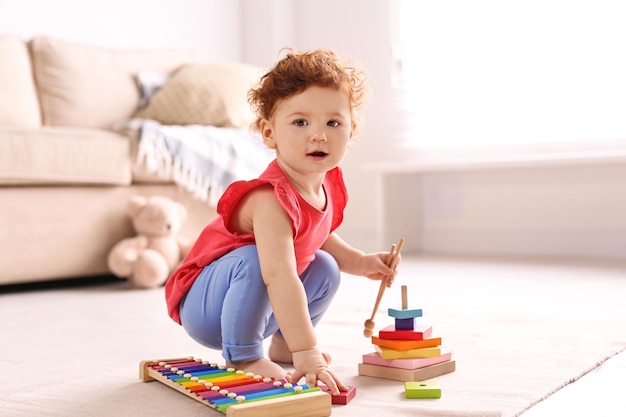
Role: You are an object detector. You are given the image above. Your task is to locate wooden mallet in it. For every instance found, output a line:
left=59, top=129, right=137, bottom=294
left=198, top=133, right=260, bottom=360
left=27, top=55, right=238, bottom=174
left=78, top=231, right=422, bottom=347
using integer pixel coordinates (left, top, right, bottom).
left=363, top=238, right=404, bottom=337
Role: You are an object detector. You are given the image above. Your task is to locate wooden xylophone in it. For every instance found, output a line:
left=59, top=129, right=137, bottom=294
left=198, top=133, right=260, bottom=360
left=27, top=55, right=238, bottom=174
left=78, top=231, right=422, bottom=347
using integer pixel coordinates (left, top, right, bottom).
left=140, top=357, right=332, bottom=417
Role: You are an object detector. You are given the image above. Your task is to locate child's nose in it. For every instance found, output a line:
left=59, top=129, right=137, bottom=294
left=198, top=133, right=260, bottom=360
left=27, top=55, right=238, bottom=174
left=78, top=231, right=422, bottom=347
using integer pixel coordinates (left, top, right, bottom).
left=311, top=131, right=328, bottom=142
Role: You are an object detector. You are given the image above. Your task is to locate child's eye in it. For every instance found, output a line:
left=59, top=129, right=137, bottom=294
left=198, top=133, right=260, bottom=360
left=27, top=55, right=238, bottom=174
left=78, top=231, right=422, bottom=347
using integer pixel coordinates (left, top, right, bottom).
left=327, top=120, right=340, bottom=127
left=294, top=119, right=308, bottom=126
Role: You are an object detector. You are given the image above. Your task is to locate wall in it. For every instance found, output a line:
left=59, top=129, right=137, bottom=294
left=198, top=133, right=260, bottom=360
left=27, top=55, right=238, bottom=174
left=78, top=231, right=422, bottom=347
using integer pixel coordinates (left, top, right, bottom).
left=242, top=0, right=626, bottom=261
left=0, top=0, right=243, bottom=61
left=376, top=160, right=626, bottom=261
left=3, top=0, right=624, bottom=260
left=2, top=0, right=393, bottom=252
left=419, top=163, right=626, bottom=260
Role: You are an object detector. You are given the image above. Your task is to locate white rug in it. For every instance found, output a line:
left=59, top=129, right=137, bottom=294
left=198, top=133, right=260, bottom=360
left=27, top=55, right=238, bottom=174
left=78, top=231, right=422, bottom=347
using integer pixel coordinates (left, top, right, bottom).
left=1, top=256, right=625, bottom=417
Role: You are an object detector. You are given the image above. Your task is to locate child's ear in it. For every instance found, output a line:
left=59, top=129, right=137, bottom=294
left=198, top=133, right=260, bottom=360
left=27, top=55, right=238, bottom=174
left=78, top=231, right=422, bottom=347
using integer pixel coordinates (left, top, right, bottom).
left=260, top=119, right=276, bottom=149
left=350, top=120, right=358, bottom=138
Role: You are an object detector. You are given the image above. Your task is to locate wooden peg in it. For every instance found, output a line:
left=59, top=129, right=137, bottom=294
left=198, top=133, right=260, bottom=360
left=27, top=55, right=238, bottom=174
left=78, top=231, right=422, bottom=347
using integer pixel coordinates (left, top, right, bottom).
left=401, top=285, right=408, bottom=310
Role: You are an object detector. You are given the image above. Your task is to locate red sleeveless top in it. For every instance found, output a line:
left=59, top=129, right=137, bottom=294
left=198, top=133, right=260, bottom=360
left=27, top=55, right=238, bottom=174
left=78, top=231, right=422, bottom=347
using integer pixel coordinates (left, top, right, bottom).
left=165, top=160, right=348, bottom=324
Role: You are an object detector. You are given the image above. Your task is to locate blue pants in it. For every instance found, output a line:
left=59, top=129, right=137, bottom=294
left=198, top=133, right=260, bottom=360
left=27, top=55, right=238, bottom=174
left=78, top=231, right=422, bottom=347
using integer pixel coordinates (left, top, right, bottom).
left=179, top=245, right=341, bottom=363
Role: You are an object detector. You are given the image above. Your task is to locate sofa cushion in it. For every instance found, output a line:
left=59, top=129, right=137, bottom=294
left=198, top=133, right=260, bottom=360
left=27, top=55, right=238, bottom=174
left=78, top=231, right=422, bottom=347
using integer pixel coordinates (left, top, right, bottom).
left=133, top=62, right=263, bottom=128
left=0, top=35, right=41, bottom=127
left=30, top=37, right=192, bottom=129
left=0, top=127, right=131, bottom=185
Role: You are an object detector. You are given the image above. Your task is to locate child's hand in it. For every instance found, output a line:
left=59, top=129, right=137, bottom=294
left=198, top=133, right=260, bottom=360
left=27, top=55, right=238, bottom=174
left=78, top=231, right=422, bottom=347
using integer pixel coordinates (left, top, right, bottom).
left=289, top=348, right=347, bottom=395
left=360, top=252, right=400, bottom=287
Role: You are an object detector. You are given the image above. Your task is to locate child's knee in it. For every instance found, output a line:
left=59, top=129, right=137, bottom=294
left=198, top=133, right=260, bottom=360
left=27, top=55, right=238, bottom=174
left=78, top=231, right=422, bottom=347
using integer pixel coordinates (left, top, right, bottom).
left=316, top=250, right=340, bottom=282
left=305, top=250, right=341, bottom=295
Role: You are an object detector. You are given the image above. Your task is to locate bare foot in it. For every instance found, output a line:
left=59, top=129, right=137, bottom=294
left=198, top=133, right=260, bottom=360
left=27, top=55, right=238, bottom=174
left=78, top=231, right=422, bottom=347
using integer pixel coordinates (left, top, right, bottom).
left=268, top=333, right=332, bottom=365
left=268, top=333, right=293, bottom=363
left=226, top=358, right=288, bottom=380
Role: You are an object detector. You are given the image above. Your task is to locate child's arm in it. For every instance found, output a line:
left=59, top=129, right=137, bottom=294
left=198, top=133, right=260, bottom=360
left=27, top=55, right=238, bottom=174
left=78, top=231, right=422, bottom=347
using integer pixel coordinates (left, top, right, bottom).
left=322, top=233, right=398, bottom=285
left=249, top=188, right=346, bottom=394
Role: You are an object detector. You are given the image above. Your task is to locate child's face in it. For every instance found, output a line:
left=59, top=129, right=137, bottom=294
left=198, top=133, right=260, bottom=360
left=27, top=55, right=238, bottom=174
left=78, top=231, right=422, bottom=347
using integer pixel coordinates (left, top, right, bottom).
left=261, top=86, right=354, bottom=177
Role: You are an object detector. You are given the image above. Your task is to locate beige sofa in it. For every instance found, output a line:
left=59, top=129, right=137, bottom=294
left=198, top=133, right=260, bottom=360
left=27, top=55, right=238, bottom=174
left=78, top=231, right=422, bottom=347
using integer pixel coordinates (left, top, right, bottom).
left=0, top=35, right=220, bottom=286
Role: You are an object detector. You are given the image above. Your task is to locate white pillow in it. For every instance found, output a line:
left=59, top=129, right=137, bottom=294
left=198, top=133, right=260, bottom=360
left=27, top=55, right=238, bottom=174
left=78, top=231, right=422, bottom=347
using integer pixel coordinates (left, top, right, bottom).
left=135, top=70, right=169, bottom=110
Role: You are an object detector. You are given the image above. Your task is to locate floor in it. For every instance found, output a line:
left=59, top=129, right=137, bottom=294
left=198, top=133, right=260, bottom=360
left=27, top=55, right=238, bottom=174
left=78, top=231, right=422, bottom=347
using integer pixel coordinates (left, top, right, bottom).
left=1, top=256, right=625, bottom=417
left=521, top=349, right=626, bottom=416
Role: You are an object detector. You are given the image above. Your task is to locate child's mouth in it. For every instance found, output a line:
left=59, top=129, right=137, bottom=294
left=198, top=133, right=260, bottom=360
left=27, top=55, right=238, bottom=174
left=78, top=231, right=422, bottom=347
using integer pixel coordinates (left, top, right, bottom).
left=308, top=151, right=328, bottom=157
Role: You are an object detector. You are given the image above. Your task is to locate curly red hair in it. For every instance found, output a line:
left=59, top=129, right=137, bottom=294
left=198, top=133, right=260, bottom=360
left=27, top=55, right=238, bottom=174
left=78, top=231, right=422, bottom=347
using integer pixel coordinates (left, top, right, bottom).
left=248, top=48, right=368, bottom=134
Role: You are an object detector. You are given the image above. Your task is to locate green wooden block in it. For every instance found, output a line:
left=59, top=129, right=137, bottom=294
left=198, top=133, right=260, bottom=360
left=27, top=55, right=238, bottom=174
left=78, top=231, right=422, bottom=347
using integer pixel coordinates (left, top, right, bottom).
left=404, top=381, right=441, bottom=399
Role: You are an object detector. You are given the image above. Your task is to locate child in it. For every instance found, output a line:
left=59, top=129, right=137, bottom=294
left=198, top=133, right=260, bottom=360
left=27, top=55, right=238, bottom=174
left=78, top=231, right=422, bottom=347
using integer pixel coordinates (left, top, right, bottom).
left=165, top=49, right=398, bottom=395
